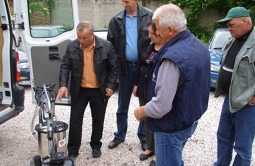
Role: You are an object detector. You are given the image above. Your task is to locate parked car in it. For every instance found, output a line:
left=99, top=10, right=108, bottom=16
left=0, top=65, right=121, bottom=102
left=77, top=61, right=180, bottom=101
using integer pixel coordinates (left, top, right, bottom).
left=209, top=28, right=231, bottom=88
left=31, top=25, right=66, bottom=38
left=17, top=51, right=30, bottom=84
left=94, top=28, right=108, bottom=40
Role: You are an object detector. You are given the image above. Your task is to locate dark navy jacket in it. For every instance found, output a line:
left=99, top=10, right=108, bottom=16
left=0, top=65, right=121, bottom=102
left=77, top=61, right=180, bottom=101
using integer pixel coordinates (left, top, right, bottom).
left=147, top=29, right=210, bottom=132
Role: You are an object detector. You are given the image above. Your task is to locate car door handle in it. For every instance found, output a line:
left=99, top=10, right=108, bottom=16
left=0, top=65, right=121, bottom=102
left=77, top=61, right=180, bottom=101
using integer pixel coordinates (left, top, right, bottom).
left=49, top=46, right=58, bottom=52
left=49, top=54, right=61, bottom=60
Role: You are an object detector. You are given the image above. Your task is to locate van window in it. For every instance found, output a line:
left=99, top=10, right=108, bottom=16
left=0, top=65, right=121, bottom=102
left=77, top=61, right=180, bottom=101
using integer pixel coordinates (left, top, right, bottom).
left=28, top=0, right=74, bottom=38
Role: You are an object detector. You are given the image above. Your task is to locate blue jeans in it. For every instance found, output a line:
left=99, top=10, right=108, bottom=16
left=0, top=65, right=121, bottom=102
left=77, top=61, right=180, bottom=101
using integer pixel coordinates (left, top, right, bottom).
left=114, top=63, right=146, bottom=141
left=154, top=122, right=198, bottom=166
left=214, top=96, right=255, bottom=166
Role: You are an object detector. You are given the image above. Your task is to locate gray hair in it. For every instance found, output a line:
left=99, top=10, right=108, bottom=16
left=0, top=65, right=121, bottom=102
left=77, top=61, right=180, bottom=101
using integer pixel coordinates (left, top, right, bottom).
left=246, top=17, right=252, bottom=23
left=152, top=3, right=187, bottom=33
left=241, top=16, right=252, bottom=24
left=77, top=21, right=94, bottom=33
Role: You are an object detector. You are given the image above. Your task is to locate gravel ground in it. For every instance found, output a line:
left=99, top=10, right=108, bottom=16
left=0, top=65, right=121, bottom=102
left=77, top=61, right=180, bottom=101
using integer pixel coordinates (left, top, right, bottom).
left=0, top=86, right=254, bottom=166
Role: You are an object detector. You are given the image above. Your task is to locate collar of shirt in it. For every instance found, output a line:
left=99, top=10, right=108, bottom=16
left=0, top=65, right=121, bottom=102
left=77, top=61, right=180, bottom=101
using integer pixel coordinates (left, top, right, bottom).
left=125, top=11, right=138, bottom=18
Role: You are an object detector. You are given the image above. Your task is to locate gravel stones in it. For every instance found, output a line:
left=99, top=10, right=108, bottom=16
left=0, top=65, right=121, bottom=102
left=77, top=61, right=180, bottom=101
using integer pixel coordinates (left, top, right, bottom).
left=0, top=87, right=254, bottom=166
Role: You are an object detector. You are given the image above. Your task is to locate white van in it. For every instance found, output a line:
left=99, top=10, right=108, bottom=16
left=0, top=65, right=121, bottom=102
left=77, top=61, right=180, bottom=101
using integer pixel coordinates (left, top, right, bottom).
left=0, top=0, right=25, bottom=124
left=13, top=0, right=79, bottom=105
left=0, top=0, right=80, bottom=124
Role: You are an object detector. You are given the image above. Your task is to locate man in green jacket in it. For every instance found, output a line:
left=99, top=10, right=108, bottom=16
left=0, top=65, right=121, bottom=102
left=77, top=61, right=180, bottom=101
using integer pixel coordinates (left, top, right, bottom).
left=214, top=7, right=255, bottom=166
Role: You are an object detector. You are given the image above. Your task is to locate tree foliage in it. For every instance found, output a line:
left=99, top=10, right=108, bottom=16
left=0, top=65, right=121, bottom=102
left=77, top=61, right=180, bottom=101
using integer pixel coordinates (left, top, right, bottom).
left=29, top=0, right=55, bottom=16
left=29, top=2, right=49, bottom=16
left=168, top=0, right=255, bottom=43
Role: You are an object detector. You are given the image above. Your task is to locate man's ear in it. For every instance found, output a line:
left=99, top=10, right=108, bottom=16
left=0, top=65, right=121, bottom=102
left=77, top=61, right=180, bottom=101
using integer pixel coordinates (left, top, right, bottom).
left=168, top=26, right=175, bottom=36
left=241, top=18, right=247, bottom=24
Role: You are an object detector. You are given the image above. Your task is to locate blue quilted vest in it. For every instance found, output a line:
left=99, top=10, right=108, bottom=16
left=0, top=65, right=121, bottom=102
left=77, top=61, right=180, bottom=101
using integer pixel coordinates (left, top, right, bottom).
left=147, top=29, right=210, bottom=132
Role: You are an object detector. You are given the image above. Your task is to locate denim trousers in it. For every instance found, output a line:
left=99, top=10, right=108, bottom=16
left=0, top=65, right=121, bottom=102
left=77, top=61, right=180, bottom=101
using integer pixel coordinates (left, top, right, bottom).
left=114, top=63, right=146, bottom=142
left=68, top=88, right=107, bottom=155
left=214, top=95, right=255, bottom=166
left=154, top=122, right=198, bottom=166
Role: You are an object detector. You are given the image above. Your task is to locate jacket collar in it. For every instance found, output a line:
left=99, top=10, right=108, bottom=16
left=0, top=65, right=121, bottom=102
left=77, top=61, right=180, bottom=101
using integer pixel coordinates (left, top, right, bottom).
left=158, top=29, right=191, bottom=56
left=94, top=36, right=104, bottom=49
left=244, top=26, right=255, bottom=48
left=73, top=35, right=104, bottom=50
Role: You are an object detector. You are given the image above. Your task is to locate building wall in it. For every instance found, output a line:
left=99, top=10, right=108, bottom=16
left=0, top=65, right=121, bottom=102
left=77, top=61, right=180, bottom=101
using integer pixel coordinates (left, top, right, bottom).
left=11, top=0, right=223, bottom=32
left=78, top=0, right=223, bottom=30
left=77, top=0, right=166, bottom=29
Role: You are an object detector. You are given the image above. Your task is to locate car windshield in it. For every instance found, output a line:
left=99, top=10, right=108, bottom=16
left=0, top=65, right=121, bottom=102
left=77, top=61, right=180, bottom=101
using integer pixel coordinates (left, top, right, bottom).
left=31, top=26, right=67, bottom=38
left=94, top=28, right=108, bottom=40
left=210, top=31, right=231, bottom=49
left=31, top=29, right=49, bottom=37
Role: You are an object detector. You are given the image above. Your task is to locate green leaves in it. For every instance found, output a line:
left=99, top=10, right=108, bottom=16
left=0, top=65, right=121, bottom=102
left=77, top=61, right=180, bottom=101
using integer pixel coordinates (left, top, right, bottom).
left=166, top=0, right=255, bottom=43
left=28, top=0, right=55, bottom=16
left=29, top=2, right=49, bottom=16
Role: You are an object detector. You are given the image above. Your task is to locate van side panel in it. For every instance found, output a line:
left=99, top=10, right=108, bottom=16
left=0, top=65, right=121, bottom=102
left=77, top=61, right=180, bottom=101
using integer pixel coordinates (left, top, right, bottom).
left=0, top=16, right=3, bottom=85
left=0, top=0, right=25, bottom=124
left=30, top=39, right=71, bottom=93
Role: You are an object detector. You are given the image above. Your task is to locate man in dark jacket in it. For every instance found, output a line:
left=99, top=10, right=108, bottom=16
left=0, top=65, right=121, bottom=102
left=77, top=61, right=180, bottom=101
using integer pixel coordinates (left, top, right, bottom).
left=107, top=0, right=152, bottom=151
left=134, top=3, right=210, bottom=165
left=56, top=21, right=118, bottom=159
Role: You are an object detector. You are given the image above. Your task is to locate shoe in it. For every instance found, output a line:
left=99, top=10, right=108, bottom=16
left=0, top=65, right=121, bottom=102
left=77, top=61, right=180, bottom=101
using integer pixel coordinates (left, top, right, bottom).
left=139, top=152, right=154, bottom=161
left=66, top=153, right=79, bottom=162
left=149, top=159, right=156, bottom=166
left=67, top=153, right=79, bottom=158
left=92, top=149, right=101, bottom=158
left=108, top=138, right=124, bottom=149
left=141, top=141, right=147, bottom=151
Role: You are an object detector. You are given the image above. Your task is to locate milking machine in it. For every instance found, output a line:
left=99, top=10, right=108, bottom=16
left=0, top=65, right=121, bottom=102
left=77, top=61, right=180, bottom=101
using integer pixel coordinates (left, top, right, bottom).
left=30, top=84, right=74, bottom=166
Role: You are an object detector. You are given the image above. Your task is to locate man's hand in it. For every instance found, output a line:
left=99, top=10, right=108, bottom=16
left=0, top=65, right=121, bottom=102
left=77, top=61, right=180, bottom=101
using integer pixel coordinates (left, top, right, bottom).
left=133, top=85, right=138, bottom=97
left=248, top=95, right=255, bottom=105
left=56, top=87, right=68, bottom=101
left=134, top=106, right=146, bottom=121
left=106, top=88, right=114, bottom=97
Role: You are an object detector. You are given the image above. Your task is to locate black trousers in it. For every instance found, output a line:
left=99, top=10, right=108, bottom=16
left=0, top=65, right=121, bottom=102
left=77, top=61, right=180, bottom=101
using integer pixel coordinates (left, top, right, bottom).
left=139, top=96, right=154, bottom=152
left=68, top=88, right=108, bottom=155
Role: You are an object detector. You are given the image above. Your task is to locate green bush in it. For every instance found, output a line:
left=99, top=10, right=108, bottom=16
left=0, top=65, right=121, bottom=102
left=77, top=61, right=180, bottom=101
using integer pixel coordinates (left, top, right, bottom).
left=167, top=0, right=255, bottom=44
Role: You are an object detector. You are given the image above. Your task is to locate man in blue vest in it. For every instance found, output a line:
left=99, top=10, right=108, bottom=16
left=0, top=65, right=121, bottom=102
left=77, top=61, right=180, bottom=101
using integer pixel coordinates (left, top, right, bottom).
left=134, top=3, right=210, bottom=166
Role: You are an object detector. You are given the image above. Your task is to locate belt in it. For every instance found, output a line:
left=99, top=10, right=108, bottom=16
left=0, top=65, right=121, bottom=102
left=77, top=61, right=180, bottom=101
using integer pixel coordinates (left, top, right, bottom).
left=127, top=61, right=137, bottom=65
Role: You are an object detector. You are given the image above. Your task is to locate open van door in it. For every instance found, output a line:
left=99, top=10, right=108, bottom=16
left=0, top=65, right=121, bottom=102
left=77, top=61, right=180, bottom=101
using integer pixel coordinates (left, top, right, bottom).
left=14, top=0, right=79, bottom=105
left=0, top=0, right=25, bottom=124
